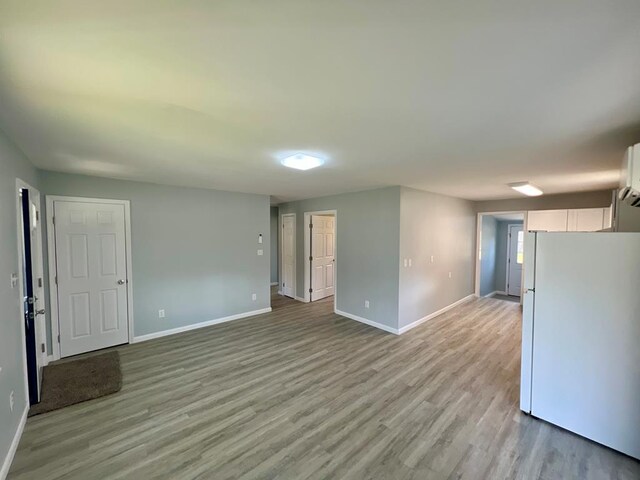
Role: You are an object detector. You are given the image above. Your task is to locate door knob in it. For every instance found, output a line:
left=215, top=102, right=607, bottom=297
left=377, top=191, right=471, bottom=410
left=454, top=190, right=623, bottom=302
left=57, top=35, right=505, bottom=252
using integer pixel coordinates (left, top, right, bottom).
left=117, top=279, right=126, bottom=285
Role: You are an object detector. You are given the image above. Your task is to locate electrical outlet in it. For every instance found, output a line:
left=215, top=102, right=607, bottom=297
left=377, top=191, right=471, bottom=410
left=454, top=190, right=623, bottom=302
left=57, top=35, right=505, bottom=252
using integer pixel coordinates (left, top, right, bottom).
left=257, top=249, right=264, bottom=256
left=364, top=300, right=370, bottom=309
left=158, top=309, right=165, bottom=318
left=430, top=255, right=434, bottom=263
left=448, top=272, right=452, bottom=279
left=252, top=293, right=257, bottom=301
left=10, top=391, right=14, bottom=412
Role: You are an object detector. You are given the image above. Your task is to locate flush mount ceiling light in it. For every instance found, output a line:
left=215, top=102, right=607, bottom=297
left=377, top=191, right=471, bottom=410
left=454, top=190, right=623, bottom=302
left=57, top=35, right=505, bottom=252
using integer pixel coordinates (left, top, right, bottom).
left=509, top=182, right=543, bottom=197
left=280, top=153, right=324, bottom=171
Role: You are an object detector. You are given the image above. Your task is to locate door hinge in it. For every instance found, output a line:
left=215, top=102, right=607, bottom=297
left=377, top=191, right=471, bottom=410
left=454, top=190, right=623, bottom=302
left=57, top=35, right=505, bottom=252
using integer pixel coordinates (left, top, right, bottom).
left=41, top=344, right=45, bottom=353
left=36, top=211, right=39, bottom=222
left=57, top=335, right=60, bottom=343
left=309, top=288, right=313, bottom=293
left=38, top=278, right=43, bottom=288
left=283, top=282, right=285, bottom=287
left=309, top=256, right=313, bottom=261
left=52, top=216, right=55, bottom=225
left=309, top=223, right=313, bottom=229
left=55, top=275, right=58, bottom=285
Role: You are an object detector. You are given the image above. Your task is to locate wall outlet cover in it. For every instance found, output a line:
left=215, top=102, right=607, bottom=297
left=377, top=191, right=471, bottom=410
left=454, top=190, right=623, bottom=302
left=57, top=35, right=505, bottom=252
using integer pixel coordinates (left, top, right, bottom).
left=158, top=309, right=165, bottom=318
left=258, top=249, right=264, bottom=256
left=252, top=293, right=257, bottom=301
left=364, top=300, right=370, bottom=308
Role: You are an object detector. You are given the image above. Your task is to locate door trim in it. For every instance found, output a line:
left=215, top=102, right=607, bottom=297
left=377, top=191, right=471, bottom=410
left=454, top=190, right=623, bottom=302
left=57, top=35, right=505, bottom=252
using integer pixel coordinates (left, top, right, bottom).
left=506, top=223, right=523, bottom=297
left=474, top=210, right=528, bottom=302
left=279, top=213, right=296, bottom=299
left=303, top=210, right=337, bottom=305
left=46, top=196, right=134, bottom=361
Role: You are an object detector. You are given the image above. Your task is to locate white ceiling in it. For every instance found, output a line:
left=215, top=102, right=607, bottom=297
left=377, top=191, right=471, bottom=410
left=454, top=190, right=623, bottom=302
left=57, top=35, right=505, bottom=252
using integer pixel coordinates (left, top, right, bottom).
left=1, top=1, right=640, bottom=203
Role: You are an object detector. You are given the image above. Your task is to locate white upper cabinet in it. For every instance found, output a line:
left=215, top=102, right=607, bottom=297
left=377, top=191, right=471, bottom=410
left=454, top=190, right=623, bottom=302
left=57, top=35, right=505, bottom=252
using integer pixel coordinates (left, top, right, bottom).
left=527, top=210, right=568, bottom=232
left=527, top=207, right=612, bottom=232
left=567, top=208, right=606, bottom=232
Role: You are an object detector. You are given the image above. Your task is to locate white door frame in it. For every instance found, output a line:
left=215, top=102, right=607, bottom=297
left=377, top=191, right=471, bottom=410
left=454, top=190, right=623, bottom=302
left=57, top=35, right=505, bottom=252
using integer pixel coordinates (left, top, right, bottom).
left=46, top=196, right=135, bottom=361
left=475, top=211, right=528, bottom=299
left=279, top=213, right=296, bottom=298
left=303, top=210, right=337, bottom=305
left=505, top=223, right=523, bottom=297
left=15, top=178, right=47, bottom=405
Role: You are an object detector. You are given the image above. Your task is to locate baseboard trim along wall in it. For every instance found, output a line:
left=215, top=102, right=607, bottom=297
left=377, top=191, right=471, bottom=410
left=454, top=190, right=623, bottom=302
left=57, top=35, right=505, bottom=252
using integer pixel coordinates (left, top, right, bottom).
left=484, top=291, right=506, bottom=298
left=270, top=282, right=278, bottom=286
left=1, top=404, right=28, bottom=480
left=294, top=296, right=308, bottom=303
left=398, top=294, right=476, bottom=334
left=335, top=309, right=399, bottom=335
left=132, top=307, right=272, bottom=343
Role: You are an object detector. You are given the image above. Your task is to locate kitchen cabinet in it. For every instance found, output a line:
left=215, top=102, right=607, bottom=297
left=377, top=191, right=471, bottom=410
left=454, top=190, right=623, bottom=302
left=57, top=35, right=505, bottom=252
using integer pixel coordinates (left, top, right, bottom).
left=527, top=209, right=568, bottom=232
left=527, top=207, right=611, bottom=232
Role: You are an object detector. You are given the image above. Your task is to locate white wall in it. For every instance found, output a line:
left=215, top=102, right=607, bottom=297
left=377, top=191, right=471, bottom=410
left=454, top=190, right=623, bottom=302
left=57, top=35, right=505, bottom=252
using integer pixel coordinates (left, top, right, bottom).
left=398, top=187, right=476, bottom=329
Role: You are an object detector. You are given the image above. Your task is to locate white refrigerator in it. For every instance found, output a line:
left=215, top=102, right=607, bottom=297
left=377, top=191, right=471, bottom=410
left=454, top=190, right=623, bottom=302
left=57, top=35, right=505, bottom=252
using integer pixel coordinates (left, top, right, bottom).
left=520, top=232, right=640, bottom=460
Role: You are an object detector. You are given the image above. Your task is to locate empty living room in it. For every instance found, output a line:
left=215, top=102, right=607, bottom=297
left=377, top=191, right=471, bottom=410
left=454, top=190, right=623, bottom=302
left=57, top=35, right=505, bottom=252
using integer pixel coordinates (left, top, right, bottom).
left=2, top=2, right=640, bottom=479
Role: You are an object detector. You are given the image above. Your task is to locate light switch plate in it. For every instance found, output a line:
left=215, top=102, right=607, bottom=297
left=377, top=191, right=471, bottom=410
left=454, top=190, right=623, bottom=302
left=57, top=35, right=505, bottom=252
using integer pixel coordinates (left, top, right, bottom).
left=10, top=273, right=18, bottom=289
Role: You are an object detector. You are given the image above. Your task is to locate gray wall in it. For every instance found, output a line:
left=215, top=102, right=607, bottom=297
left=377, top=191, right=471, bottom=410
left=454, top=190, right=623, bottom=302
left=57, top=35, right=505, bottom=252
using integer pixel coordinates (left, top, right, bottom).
left=495, top=220, right=523, bottom=293
left=474, top=190, right=613, bottom=212
left=270, top=207, right=279, bottom=284
left=479, top=216, right=498, bottom=296
left=278, top=187, right=401, bottom=330
left=398, top=187, right=476, bottom=328
left=39, top=171, right=271, bottom=342
left=0, top=130, right=38, bottom=470
left=617, top=202, right=640, bottom=232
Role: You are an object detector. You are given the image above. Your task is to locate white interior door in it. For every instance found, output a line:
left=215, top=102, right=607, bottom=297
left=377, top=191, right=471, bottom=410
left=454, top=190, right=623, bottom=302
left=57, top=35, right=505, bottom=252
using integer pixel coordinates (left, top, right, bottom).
left=54, top=200, right=129, bottom=357
left=507, top=224, right=523, bottom=296
left=310, top=215, right=335, bottom=301
left=281, top=215, right=295, bottom=298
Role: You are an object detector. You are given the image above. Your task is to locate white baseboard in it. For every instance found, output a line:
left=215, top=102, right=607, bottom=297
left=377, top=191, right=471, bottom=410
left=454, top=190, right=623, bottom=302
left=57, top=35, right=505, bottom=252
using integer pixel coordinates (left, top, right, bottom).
left=294, top=296, right=308, bottom=303
left=1, top=403, right=28, bottom=480
left=277, top=290, right=283, bottom=296
left=132, top=307, right=272, bottom=343
left=484, top=290, right=506, bottom=298
left=398, top=294, right=475, bottom=334
left=334, top=309, right=399, bottom=335
left=270, top=282, right=278, bottom=286
left=46, top=354, right=54, bottom=365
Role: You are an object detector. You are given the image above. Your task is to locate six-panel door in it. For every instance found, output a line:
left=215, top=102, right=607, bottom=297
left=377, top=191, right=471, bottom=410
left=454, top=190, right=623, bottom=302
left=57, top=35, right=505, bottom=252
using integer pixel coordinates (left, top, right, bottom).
left=310, top=215, right=335, bottom=301
left=55, top=201, right=129, bottom=357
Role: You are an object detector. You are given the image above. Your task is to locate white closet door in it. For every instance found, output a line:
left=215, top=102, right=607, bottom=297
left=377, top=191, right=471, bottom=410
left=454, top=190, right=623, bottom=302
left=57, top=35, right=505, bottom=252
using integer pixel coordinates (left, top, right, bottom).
left=55, top=201, right=129, bottom=357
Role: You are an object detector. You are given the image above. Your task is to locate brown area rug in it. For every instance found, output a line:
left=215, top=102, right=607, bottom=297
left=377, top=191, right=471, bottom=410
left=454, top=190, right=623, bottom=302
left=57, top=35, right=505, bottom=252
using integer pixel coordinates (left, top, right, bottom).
left=29, top=351, right=122, bottom=417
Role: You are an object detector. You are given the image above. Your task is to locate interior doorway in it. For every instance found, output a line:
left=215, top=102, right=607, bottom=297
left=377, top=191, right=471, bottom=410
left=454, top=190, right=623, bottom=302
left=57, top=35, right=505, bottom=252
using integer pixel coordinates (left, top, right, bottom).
left=304, top=210, right=336, bottom=303
left=475, top=211, right=526, bottom=301
left=16, top=180, right=47, bottom=405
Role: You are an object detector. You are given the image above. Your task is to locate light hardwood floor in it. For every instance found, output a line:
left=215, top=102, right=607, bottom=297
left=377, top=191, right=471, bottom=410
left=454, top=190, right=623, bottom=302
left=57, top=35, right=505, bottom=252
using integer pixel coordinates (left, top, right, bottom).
left=9, top=292, right=640, bottom=479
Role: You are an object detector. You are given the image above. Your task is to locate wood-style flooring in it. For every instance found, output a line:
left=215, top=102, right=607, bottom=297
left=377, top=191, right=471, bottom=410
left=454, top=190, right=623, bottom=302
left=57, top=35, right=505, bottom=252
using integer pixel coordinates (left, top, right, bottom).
left=9, top=291, right=640, bottom=479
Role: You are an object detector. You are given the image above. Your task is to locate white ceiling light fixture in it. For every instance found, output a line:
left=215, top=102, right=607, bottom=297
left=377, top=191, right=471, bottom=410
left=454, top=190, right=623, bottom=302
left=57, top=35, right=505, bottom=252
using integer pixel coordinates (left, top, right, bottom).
left=509, top=182, right=543, bottom=197
left=280, top=153, right=324, bottom=171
